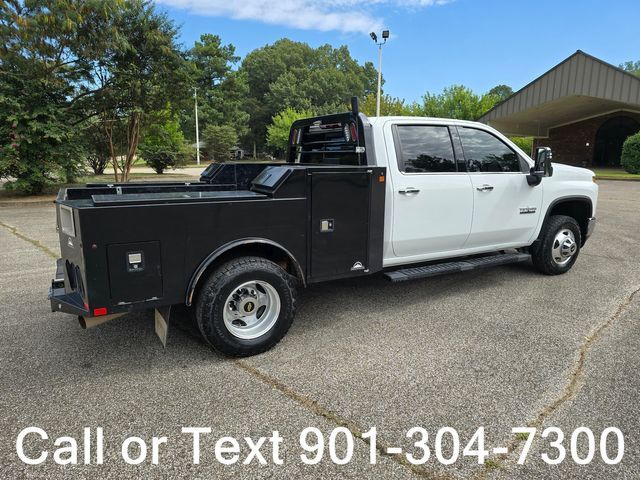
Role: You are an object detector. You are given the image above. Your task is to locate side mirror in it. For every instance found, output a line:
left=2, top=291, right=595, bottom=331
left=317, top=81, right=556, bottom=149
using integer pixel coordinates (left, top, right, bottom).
left=527, top=147, right=553, bottom=186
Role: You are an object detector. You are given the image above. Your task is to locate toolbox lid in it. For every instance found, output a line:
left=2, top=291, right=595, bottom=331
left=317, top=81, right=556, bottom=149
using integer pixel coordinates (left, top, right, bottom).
left=91, top=190, right=266, bottom=206
left=250, top=166, right=293, bottom=194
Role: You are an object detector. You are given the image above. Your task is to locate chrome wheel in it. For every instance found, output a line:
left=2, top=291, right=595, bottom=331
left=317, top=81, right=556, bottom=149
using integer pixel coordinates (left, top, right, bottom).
left=222, top=280, right=281, bottom=339
left=551, top=229, right=577, bottom=266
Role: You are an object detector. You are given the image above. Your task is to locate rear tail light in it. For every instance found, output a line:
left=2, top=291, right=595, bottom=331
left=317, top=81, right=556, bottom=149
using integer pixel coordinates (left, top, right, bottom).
left=350, top=123, right=357, bottom=142
left=93, top=307, right=107, bottom=317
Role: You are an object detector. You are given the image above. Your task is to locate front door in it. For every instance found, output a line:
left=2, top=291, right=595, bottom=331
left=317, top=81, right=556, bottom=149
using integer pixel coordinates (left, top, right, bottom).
left=388, top=123, right=474, bottom=258
left=456, top=126, right=542, bottom=248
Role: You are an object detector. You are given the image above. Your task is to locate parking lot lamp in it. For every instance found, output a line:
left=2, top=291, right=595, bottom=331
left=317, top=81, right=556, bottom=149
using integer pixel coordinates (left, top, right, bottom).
left=370, top=30, right=389, bottom=117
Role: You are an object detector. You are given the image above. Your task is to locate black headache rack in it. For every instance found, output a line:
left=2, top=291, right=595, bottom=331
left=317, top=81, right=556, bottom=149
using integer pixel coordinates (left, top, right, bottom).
left=49, top=160, right=386, bottom=319
left=286, top=98, right=376, bottom=166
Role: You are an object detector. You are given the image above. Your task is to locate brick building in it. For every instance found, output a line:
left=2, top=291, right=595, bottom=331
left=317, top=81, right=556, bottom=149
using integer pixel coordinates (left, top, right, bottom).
left=479, top=51, right=640, bottom=167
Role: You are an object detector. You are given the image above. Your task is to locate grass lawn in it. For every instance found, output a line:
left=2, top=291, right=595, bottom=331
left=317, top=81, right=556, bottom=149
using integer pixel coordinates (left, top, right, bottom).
left=592, top=168, right=640, bottom=181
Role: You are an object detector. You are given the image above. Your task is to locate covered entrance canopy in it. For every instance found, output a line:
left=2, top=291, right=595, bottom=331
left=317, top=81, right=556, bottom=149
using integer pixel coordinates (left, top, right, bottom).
left=479, top=51, right=640, bottom=167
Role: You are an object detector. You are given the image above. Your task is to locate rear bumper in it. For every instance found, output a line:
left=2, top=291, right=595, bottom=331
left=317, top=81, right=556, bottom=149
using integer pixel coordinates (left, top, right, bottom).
left=49, top=259, right=88, bottom=316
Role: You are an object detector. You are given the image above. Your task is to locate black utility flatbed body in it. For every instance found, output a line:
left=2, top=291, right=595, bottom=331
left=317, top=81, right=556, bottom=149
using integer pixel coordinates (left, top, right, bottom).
left=50, top=162, right=386, bottom=318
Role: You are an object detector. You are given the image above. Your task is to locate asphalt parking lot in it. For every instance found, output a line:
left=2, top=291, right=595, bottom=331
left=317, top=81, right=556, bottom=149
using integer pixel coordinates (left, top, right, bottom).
left=0, top=180, right=638, bottom=479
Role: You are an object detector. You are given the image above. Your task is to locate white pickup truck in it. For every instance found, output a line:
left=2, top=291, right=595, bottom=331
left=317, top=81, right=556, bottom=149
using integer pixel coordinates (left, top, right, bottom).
left=364, top=116, right=597, bottom=274
left=50, top=101, right=598, bottom=356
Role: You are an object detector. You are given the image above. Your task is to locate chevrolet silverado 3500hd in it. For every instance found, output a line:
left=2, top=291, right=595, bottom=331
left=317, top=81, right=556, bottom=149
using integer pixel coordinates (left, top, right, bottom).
left=49, top=100, right=598, bottom=356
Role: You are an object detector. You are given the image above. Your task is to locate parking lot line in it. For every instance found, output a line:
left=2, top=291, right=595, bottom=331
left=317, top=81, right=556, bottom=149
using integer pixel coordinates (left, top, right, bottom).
left=0, top=220, right=58, bottom=259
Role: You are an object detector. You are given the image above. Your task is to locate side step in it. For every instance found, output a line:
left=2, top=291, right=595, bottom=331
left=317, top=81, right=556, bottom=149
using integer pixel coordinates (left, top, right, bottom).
left=384, top=252, right=531, bottom=283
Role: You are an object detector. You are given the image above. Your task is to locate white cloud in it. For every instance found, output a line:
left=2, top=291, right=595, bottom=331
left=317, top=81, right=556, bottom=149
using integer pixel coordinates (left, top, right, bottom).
left=156, top=0, right=450, bottom=34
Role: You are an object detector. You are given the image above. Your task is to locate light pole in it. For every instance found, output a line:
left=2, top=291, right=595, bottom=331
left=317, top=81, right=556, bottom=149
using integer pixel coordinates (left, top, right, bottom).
left=194, top=87, right=201, bottom=166
left=370, top=30, right=389, bottom=117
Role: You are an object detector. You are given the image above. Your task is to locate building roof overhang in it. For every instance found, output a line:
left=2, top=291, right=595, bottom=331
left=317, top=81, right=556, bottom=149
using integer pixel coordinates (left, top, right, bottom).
left=478, top=51, right=640, bottom=137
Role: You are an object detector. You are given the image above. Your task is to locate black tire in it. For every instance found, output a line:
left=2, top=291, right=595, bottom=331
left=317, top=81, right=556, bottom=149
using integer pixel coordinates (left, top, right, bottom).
left=195, top=256, right=297, bottom=357
left=531, top=215, right=582, bottom=275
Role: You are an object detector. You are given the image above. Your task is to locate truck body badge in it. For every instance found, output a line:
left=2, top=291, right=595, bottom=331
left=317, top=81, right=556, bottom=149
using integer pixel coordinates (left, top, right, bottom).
left=519, top=207, right=537, bottom=214
left=351, top=261, right=365, bottom=271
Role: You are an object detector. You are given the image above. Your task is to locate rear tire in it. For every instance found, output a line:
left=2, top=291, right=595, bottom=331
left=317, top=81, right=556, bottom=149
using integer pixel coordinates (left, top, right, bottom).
left=531, top=215, right=582, bottom=275
left=195, top=256, right=297, bottom=357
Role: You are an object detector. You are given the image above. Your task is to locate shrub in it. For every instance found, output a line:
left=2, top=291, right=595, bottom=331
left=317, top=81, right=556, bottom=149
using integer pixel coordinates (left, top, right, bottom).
left=139, top=117, right=188, bottom=174
left=139, top=147, right=189, bottom=174
left=621, top=133, right=640, bottom=174
left=509, top=136, right=533, bottom=156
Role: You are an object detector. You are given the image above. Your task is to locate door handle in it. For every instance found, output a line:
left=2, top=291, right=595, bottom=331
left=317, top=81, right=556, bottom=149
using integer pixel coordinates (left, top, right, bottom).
left=476, top=184, right=494, bottom=192
left=399, top=187, right=420, bottom=195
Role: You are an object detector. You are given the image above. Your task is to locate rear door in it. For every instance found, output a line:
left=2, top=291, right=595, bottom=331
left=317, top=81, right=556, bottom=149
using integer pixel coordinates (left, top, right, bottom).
left=386, top=122, right=474, bottom=258
left=456, top=126, right=542, bottom=248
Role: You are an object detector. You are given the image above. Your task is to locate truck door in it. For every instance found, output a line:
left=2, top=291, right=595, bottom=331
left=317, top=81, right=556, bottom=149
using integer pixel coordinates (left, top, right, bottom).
left=386, top=123, right=474, bottom=258
left=456, top=126, right=542, bottom=248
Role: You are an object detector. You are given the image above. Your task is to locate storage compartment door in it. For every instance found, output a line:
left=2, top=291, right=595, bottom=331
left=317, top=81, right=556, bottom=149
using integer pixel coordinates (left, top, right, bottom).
left=310, top=171, right=371, bottom=281
left=107, top=241, right=163, bottom=303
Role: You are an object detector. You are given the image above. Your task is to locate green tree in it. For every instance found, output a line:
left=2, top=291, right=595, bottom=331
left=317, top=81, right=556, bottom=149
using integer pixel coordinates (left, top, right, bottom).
left=240, top=39, right=377, bottom=152
left=488, top=84, right=514, bottom=101
left=202, top=124, right=237, bottom=162
left=139, top=115, right=189, bottom=174
left=90, top=1, right=189, bottom=182
left=420, top=85, right=500, bottom=120
left=0, top=0, right=106, bottom=192
left=266, top=107, right=314, bottom=153
left=0, top=0, right=189, bottom=190
left=620, top=60, right=640, bottom=76
left=186, top=34, right=249, bottom=142
left=360, top=94, right=418, bottom=116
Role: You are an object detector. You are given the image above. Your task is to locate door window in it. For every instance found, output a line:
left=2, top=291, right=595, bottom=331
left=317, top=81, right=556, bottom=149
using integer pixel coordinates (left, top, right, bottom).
left=395, top=125, right=457, bottom=173
left=458, top=127, right=521, bottom=173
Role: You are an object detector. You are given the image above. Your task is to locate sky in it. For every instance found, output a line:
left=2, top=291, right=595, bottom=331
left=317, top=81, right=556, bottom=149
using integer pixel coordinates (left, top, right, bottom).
left=156, top=0, right=640, bottom=103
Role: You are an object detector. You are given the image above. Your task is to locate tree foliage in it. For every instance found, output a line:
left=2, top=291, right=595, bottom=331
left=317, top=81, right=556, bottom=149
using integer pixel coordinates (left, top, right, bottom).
left=420, top=85, right=501, bottom=121
left=359, top=94, right=420, bottom=117
left=487, top=84, right=514, bottom=101
left=185, top=34, right=249, bottom=142
left=620, top=60, right=640, bottom=76
left=621, top=133, right=640, bottom=174
left=0, top=0, right=103, bottom=192
left=202, top=124, right=237, bottom=162
left=89, top=1, right=188, bottom=182
left=0, top=0, right=189, bottom=191
left=509, top=136, right=533, bottom=156
left=266, top=107, right=314, bottom=153
left=83, top=123, right=111, bottom=175
left=240, top=40, right=377, bottom=151
left=139, top=114, right=189, bottom=174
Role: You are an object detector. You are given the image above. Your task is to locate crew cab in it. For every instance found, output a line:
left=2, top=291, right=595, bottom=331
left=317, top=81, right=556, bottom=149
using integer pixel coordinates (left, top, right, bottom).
left=49, top=99, right=598, bottom=356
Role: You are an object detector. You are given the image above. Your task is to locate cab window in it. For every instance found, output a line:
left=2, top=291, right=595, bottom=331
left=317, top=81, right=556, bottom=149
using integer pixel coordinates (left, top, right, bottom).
left=458, top=127, right=521, bottom=173
left=396, top=125, right=457, bottom=173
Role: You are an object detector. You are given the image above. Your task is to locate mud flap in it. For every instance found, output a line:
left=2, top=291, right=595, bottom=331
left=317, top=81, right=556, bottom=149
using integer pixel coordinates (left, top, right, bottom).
left=154, top=306, right=171, bottom=348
